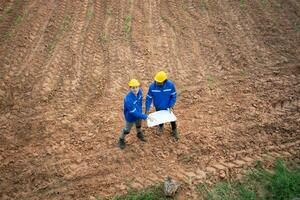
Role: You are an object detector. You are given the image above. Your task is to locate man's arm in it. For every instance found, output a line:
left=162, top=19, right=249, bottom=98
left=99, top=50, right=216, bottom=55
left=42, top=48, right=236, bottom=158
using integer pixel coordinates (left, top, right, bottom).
left=169, top=84, right=177, bottom=108
left=145, top=86, right=153, bottom=113
left=126, top=100, right=148, bottom=120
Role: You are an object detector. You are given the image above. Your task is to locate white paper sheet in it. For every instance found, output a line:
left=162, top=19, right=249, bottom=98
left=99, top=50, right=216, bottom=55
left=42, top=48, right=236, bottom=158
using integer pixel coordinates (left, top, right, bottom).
left=147, top=110, right=177, bottom=127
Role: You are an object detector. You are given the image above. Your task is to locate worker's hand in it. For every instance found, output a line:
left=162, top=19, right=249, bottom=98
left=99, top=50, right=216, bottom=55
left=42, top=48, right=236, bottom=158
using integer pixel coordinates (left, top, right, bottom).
left=148, top=116, right=156, bottom=122
left=167, top=107, right=173, bottom=113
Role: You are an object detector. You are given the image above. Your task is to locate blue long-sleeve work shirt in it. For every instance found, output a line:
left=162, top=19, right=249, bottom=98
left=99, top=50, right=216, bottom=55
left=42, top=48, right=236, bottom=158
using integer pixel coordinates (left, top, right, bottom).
left=145, top=80, right=177, bottom=112
left=124, top=89, right=148, bottom=123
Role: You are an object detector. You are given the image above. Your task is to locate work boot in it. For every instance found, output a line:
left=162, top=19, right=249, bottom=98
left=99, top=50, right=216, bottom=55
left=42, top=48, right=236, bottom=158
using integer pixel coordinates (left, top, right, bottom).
left=156, top=126, right=163, bottom=136
left=137, top=132, right=147, bottom=142
left=118, top=138, right=125, bottom=149
left=171, top=129, right=179, bottom=140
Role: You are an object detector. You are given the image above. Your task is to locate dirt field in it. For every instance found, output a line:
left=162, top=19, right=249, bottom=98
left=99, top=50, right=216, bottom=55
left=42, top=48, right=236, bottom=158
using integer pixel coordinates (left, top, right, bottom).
left=0, top=0, right=299, bottom=199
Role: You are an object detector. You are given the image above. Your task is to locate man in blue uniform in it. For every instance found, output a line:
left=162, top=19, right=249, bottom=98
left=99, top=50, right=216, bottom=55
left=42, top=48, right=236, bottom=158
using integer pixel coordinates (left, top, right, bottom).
left=145, top=71, right=179, bottom=140
left=119, top=79, right=155, bottom=149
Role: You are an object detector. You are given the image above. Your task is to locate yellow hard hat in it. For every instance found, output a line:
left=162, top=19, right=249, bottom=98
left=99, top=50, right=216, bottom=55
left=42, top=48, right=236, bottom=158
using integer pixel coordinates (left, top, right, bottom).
left=154, top=71, right=167, bottom=83
left=128, top=79, right=140, bottom=87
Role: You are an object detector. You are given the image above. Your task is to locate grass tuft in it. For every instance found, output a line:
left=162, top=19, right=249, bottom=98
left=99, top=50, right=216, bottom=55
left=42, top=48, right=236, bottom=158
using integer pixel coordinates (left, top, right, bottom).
left=200, top=0, right=207, bottom=12
left=124, top=15, right=132, bottom=38
left=207, top=74, right=215, bottom=90
left=113, top=183, right=170, bottom=200
left=198, top=159, right=300, bottom=200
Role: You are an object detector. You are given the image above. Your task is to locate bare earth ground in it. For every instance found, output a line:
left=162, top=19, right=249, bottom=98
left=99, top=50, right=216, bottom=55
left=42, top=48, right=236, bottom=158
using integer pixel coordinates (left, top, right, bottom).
left=0, top=0, right=299, bottom=199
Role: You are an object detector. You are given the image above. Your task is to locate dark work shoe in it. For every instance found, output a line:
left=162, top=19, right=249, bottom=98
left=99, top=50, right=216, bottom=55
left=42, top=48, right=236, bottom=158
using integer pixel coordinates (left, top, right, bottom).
left=137, top=132, right=147, bottom=142
left=119, top=138, right=125, bottom=149
left=171, top=129, right=179, bottom=140
left=156, top=126, right=163, bottom=136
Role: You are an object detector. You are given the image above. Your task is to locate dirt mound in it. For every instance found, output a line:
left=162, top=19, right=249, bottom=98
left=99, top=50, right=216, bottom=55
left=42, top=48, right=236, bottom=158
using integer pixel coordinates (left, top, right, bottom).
left=0, top=0, right=299, bottom=199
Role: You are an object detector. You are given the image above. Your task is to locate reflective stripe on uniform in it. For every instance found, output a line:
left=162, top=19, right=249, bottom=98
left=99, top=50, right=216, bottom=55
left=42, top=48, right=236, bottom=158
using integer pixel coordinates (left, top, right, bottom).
left=163, top=89, right=171, bottom=92
left=151, top=90, right=160, bottom=92
left=129, top=108, right=136, bottom=113
left=147, top=94, right=152, bottom=98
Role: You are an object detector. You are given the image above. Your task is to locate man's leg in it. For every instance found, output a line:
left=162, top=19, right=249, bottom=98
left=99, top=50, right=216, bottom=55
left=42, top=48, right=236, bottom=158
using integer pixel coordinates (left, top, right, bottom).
left=119, top=121, right=134, bottom=149
left=171, top=121, right=177, bottom=130
left=155, top=108, right=164, bottom=135
left=170, top=121, right=179, bottom=140
left=156, top=123, right=164, bottom=135
left=135, top=120, right=146, bottom=142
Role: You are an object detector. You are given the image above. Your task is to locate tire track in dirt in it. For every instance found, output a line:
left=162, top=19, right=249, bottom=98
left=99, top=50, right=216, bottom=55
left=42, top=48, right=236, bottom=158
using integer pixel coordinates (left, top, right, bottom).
left=33, top=0, right=72, bottom=99
left=0, top=0, right=34, bottom=80
left=144, top=0, right=178, bottom=77
left=272, top=98, right=299, bottom=114
left=160, top=0, right=195, bottom=83
left=131, top=139, right=300, bottom=198
left=28, top=0, right=88, bottom=126
left=103, top=0, right=137, bottom=100
left=13, top=0, right=57, bottom=79
left=16, top=1, right=114, bottom=197
left=21, top=138, right=299, bottom=199
left=1, top=1, right=300, bottom=200
left=0, top=0, right=26, bottom=43
left=0, top=0, right=66, bottom=146
left=128, top=0, right=152, bottom=84
left=50, top=0, right=107, bottom=121
left=0, top=1, right=88, bottom=198
left=0, top=0, right=57, bottom=81
left=1, top=0, right=72, bottom=117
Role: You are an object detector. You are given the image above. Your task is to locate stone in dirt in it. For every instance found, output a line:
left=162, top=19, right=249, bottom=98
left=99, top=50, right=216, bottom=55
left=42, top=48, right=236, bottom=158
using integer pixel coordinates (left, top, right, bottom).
left=164, top=176, right=181, bottom=197
left=219, top=170, right=226, bottom=179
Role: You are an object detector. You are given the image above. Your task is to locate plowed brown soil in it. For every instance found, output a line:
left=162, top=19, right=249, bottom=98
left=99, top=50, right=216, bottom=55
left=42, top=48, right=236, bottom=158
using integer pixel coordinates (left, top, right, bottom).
left=0, top=0, right=299, bottom=199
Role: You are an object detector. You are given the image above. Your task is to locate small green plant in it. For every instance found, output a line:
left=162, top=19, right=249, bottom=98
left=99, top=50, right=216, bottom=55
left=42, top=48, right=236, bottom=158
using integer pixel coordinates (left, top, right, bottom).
left=87, top=8, right=94, bottom=21
left=15, top=0, right=21, bottom=7
left=1, top=6, right=29, bottom=38
left=106, top=8, right=112, bottom=16
left=240, top=68, right=247, bottom=77
left=181, top=0, right=188, bottom=11
left=239, top=0, right=245, bottom=8
left=4, top=4, right=12, bottom=14
left=13, top=15, right=23, bottom=26
left=197, top=182, right=209, bottom=194
left=0, top=4, right=12, bottom=24
left=59, top=16, right=71, bottom=33
left=47, top=42, right=56, bottom=55
left=160, top=16, right=167, bottom=21
left=98, top=32, right=108, bottom=43
left=86, top=0, right=94, bottom=21
left=200, top=0, right=207, bottom=12
left=160, top=16, right=175, bottom=29
left=4, top=31, right=12, bottom=39
left=128, top=0, right=134, bottom=5
left=293, top=22, right=299, bottom=32
left=254, top=160, right=263, bottom=169
left=124, top=15, right=132, bottom=38
left=260, top=0, right=268, bottom=8
left=206, top=181, right=257, bottom=200
left=250, top=159, right=300, bottom=200
left=275, top=2, right=283, bottom=9
left=47, top=16, right=71, bottom=56
left=207, top=75, right=215, bottom=90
